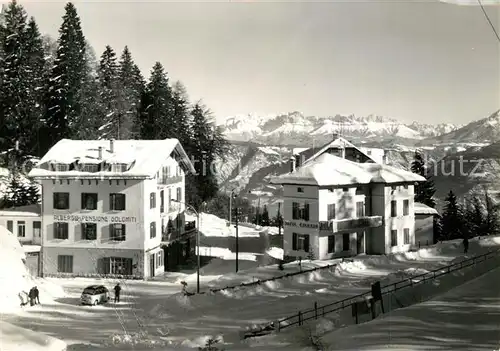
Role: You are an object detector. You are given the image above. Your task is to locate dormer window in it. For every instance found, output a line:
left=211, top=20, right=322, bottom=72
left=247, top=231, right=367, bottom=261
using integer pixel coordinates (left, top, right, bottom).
left=110, top=163, right=128, bottom=172
left=80, top=164, right=99, bottom=172
left=51, top=163, right=69, bottom=172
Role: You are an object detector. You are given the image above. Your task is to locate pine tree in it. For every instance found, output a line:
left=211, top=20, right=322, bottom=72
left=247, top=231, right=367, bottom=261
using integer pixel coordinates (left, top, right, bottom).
left=98, top=45, right=121, bottom=139
left=261, top=205, right=270, bottom=226
left=411, top=151, right=436, bottom=208
left=483, top=190, right=499, bottom=236
left=118, top=46, right=144, bottom=139
left=440, top=190, right=465, bottom=240
left=2, top=172, right=30, bottom=208
left=0, top=0, right=28, bottom=156
left=171, top=80, right=192, bottom=148
left=23, top=17, right=46, bottom=157
left=464, top=196, right=483, bottom=238
left=43, top=2, right=88, bottom=151
left=138, top=62, right=173, bottom=139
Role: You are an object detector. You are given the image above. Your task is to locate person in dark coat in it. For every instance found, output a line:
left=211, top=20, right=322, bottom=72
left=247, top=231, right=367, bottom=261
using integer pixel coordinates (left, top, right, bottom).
left=113, top=283, right=121, bottom=303
left=28, top=287, right=35, bottom=306
left=33, top=286, right=40, bottom=304
left=463, top=237, right=469, bottom=254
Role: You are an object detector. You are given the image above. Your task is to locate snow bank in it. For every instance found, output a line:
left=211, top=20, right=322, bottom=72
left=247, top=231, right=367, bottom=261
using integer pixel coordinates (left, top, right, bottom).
left=0, top=226, right=64, bottom=313
left=0, top=320, right=66, bottom=351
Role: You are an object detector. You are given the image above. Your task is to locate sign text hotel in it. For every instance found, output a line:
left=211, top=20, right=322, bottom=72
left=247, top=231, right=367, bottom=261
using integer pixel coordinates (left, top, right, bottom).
left=53, top=214, right=137, bottom=223
left=284, top=220, right=318, bottom=229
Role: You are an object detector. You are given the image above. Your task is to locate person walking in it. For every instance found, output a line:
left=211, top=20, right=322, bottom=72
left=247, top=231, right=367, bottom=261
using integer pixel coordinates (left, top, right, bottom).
left=28, top=287, right=35, bottom=306
left=33, top=286, right=40, bottom=304
left=113, top=283, right=121, bottom=303
left=463, top=237, right=469, bottom=254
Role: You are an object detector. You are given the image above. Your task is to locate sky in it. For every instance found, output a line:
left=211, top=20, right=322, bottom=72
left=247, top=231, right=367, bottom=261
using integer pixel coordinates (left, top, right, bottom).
left=15, top=0, right=500, bottom=126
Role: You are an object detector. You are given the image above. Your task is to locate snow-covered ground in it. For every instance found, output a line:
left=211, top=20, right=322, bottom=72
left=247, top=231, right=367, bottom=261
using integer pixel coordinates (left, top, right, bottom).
left=1, top=235, right=498, bottom=350
left=320, top=265, right=500, bottom=350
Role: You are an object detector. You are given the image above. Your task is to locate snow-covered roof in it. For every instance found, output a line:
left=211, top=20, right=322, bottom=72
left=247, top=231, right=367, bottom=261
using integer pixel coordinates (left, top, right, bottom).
left=28, top=139, right=195, bottom=179
left=302, top=136, right=379, bottom=164
left=414, top=202, right=439, bottom=215
left=271, top=153, right=425, bottom=186
left=0, top=204, right=41, bottom=217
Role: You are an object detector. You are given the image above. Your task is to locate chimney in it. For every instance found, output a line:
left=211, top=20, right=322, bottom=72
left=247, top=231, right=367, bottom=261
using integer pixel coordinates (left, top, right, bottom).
left=110, top=139, right=115, bottom=153
left=289, top=156, right=296, bottom=173
left=98, top=146, right=103, bottom=160
left=332, top=133, right=339, bottom=140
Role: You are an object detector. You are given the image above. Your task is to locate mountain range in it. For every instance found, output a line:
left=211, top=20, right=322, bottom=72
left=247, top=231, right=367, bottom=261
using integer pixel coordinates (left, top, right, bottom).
left=215, top=109, right=500, bottom=210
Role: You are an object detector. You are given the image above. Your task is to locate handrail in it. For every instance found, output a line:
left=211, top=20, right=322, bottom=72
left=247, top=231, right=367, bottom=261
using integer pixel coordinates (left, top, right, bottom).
left=243, top=248, right=500, bottom=338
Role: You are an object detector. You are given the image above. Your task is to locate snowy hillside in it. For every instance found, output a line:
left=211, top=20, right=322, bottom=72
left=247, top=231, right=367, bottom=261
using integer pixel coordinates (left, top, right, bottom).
left=0, top=226, right=64, bottom=313
left=219, top=112, right=461, bottom=145
left=418, top=109, right=500, bottom=145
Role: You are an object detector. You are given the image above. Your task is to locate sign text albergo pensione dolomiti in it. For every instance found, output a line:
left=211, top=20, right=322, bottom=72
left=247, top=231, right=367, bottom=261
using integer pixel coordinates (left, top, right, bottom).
left=53, top=214, right=137, bottom=223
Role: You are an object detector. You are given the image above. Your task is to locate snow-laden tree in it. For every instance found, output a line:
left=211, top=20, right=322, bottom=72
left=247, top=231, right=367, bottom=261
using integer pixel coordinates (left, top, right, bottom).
left=411, top=151, right=436, bottom=208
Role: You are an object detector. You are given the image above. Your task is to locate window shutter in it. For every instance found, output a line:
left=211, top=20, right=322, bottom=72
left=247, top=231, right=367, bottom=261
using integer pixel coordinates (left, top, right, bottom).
left=292, top=233, right=297, bottom=250
left=304, top=235, right=310, bottom=253
left=81, top=194, right=85, bottom=209
left=304, top=203, right=310, bottom=221
left=109, top=194, right=113, bottom=211
left=76, top=223, right=83, bottom=240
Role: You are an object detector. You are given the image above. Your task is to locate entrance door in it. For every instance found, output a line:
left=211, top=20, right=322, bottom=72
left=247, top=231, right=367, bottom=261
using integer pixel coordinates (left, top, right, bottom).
left=33, top=221, right=41, bottom=245
left=150, top=254, right=155, bottom=277
left=357, top=232, right=365, bottom=254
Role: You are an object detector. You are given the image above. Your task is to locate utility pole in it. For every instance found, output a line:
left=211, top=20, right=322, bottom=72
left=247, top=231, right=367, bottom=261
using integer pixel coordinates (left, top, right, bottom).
left=278, top=202, right=282, bottom=236
left=234, top=204, right=239, bottom=272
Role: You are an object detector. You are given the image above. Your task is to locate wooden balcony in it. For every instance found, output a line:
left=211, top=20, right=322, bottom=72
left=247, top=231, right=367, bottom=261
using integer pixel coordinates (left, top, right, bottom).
left=319, top=216, right=383, bottom=233
left=158, top=175, right=182, bottom=186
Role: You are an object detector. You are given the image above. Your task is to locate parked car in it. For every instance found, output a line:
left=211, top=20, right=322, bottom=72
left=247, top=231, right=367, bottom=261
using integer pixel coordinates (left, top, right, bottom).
left=80, top=285, right=110, bottom=306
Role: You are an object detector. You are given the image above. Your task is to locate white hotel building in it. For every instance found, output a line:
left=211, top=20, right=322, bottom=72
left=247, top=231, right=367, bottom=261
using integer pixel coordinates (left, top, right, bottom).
left=271, top=138, right=425, bottom=260
left=28, top=138, right=195, bottom=279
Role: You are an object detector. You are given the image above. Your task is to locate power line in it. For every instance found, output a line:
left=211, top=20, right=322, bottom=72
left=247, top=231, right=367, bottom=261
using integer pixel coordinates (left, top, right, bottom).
left=477, top=0, right=500, bottom=42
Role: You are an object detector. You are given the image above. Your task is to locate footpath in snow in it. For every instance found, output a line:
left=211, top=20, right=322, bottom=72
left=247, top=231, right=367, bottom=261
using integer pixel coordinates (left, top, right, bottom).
left=320, top=265, right=500, bottom=350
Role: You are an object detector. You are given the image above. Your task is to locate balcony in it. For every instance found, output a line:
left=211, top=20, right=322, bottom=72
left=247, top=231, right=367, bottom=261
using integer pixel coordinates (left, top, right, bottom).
left=319, top=215, right=383, bottom=233
left=161, top=222, right=196, bottom=243
left=158, top=175, right=182, bottom=186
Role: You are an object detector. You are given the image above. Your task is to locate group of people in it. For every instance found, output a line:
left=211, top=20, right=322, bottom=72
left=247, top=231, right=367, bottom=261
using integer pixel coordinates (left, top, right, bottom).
left=19, top=286, right=39, bottom=307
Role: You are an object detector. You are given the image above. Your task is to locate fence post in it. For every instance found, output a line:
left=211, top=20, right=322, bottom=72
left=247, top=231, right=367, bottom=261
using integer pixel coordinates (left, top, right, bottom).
left=298, top=311, right=302, bottom=326
left=314, top=302, right=318, bottom=319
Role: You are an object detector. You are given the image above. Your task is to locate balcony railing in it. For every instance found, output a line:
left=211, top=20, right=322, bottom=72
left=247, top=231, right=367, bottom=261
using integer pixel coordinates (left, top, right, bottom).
left=319, top=215, right=383, bottom=233
left=158, top=175, right=183, bottom=185
left=166, top=201, right=180, bottom=212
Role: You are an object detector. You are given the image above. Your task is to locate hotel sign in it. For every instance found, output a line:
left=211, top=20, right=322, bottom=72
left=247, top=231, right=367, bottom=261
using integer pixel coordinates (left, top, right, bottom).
left=53, top=214, right=137, bottom=223
left=284, top=220, right=318, bottom=229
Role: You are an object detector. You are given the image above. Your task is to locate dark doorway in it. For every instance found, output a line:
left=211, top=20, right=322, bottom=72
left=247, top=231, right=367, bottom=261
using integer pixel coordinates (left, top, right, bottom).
left=357, top=231, right=365, bottom=254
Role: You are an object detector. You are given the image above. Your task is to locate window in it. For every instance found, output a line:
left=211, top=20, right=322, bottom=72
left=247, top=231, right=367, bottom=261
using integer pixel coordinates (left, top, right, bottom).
left=80, top=164, right=99, bottom=172
left=297, top=187, right=304, bottom=193
left=110, top=163, right=128, bottom=172
left=53, top=192, right=69, bottom=210
left=404, top=228, right=410, bottom=245
left=156, top=251, right=164, bottom=268
left=342, top=234, right=350, bottom=251
left=150, top=222, right=156, bottom=239
left=54, top=222, right=69, bottom=239
left=17, top=221, right=26, bottom=237
left=391, top=200, right=397, bottom=217
left=81, top=223, right=97, bottom=240
left=176, top=165, right=181, bottom=176
left=403, top=199, right=409, bottom=216
left=57, top=255, right=73, bottom=273
left=110, top=224, right=126, bottom=241
left=33, top=221, right=41, bottom=237
left=292, top=202, right=310, bottom=221
left=6, top=220, right=13, bottom=233
left=168, top=188, right=172, bottom=205
left=327, top=204, right=336, bottom=220
left=81, top=193, right=98, bottom=210
left=109, top=257, right=132, bottom=275
left=292, top=233, right=309, bottom=252
left=391, top=229, right=398, bottom=247
left=110, top=193, right=126, bottom=211
left=176, top=187, right=181, bottom=201
left=51, top=163, right=69, bottom=172
left=150, top=192, right=156, bottom=209
left=160, top=190, right=164, bottom=211
left=328, top=235, right=335, bottom=253
left=356, top=201, right=365, bottom=217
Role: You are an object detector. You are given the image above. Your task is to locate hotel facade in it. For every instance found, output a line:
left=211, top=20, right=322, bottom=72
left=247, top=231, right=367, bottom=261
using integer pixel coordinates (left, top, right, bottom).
left=271, top=137, right=426, bottom=260
left=28, top=138, right=195, bottom=279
